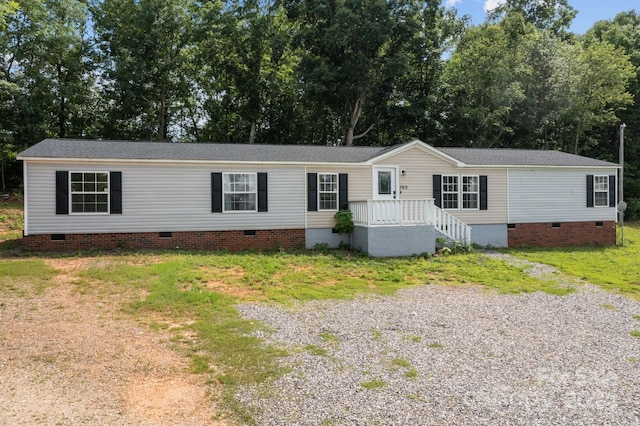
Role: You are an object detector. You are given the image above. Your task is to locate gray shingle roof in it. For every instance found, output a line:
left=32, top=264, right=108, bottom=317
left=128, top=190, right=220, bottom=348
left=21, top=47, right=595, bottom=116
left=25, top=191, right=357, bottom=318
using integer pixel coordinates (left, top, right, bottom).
left=18, top=138, right=618, bottom=168
left=440, top=147, right=617, bottom=167
left=17, top=138, right=391, bottom=163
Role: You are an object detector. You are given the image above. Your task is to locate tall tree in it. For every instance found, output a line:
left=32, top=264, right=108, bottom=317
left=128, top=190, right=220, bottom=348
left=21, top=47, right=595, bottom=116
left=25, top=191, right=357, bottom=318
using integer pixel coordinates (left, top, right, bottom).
left=375, top=1, right=464, bottom=145
left=584, top=11, right=640, bottom=200
left=199, top=0, right=301, bottom=144
left=441, top=22, right=527, bottom=147
left=551, top=40, right=634, bottom=154
left=292, top=0, right=418, bottom=146
left=487, top=0, right=577, bottom=37
left=1, top=0, right=95, bottom=190
left=94, top=0, right=198, bottom=141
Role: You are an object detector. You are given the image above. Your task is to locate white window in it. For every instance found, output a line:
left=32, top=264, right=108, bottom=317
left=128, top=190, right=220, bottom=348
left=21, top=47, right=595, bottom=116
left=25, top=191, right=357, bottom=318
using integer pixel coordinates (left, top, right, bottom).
left=594, top=175, right=609, bottom=207
left=442, top=175, right=459, bottom=209
left=223, top=173, right=257, bottom=212
left=462, top=176, right=479, bottom=209
left=318, top=173, right=338, bottom=211
left=70, top=172, right=109, bottom=213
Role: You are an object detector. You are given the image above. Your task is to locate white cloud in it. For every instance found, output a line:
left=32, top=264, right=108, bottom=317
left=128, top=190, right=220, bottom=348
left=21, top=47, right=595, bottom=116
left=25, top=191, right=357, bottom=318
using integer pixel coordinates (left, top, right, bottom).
left=484, top=0, right=506, bottom=13
left=445, top=0, right=462, bottom=7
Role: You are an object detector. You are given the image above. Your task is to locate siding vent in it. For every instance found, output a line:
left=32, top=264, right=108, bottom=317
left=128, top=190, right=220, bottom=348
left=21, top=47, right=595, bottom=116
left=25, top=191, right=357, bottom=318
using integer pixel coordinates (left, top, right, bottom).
left=595, top=221, right=603, bottom=227
left=244, top=230, right=256, bottom=236
left=159, top=232, right=172, bottom=238
left=51, top=234, right=66, bottom=241
left=552, top=223, right=561, bottom=228
left=507, top=224, right=516, bottom=229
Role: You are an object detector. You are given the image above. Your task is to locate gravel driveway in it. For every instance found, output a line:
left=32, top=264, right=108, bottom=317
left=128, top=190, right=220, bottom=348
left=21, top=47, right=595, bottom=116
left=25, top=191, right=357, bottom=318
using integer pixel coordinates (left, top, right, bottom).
left=237, top=283, right=640, bottom=425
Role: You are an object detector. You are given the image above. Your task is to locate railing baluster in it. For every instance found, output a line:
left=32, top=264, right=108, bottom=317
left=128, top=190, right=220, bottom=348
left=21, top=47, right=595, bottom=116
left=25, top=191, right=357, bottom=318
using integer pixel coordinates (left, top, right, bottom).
left=348, top=199, right=470, bottom=247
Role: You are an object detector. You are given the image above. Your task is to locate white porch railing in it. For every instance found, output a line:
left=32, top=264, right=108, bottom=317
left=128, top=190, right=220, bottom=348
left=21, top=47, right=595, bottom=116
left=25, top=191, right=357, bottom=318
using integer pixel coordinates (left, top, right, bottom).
left=349, top=199, right=471, bottom=246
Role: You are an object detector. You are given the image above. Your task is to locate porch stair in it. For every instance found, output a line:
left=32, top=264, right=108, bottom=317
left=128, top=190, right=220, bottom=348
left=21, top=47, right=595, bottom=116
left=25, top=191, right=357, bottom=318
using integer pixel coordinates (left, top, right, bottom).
left=432, top=207, right=472, bottom=247
left=349, top=199, right=471, bottom=247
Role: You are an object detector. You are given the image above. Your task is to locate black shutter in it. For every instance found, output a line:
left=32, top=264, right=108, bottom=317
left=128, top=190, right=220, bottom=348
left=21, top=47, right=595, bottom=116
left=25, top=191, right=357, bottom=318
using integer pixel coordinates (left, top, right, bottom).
left=586, top=175, right=594, bottom=207
left=211, top=173, right=222, bottom=213
left=479, top=175, right=488, bottom=210
left=258, top=172, right=268, bottom=212
left=307, top=173, right=317, bottom=211
left=433, top=174, right=442, bottom=208
left=339, top=173, right=348, bottom=210
left=110, top=171, right=122, bottom=214
left=609, top=175, right=616, bottom=208
left=55, top=171, right=69, bottom=215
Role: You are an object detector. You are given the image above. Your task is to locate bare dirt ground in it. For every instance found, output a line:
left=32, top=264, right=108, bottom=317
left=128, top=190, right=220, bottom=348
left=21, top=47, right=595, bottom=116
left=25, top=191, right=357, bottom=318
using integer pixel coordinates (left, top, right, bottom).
left=0, top=258, right=227, bottom=426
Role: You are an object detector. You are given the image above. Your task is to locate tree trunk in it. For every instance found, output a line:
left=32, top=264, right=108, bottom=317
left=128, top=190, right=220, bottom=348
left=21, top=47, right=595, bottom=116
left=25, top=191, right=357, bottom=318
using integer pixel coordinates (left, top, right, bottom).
left=573, top=121, right=581, bottom=154
left=345, top=94, right=365, bottom=146
left=249, top=119, right=257, bottom=144
left=157, top=93, right=166, bottom=141
left=57, top=64, right=66, bottom=138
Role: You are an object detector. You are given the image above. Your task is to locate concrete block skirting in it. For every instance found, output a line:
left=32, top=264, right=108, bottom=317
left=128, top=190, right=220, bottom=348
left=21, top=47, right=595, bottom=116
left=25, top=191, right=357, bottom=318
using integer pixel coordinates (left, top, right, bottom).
left=22, top=229, right=306, bottom=252
left=469, top=224, right=509, bottom=248
left=305, top=228, right=350, bottom=249
left=507, top=221, right=616, bottom=248
left=352, top=225, right=436, bottom=257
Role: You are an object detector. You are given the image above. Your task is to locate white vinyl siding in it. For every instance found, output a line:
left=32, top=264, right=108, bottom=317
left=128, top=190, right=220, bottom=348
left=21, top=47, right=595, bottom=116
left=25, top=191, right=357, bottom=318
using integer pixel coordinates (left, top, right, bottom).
left=594, top=175, right=609, bottom=207
left=508, top=169, right=617, bottom=223
left=24, top=161, right=305, bottom=235
left=374, top=144, right=508, bottom=224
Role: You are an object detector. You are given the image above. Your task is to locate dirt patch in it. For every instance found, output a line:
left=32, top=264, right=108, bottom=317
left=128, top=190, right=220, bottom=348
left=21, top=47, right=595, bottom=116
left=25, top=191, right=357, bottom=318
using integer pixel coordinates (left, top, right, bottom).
left=199, top=266, right=261, bottom=299
left=0, top=259, right=229, bottom=425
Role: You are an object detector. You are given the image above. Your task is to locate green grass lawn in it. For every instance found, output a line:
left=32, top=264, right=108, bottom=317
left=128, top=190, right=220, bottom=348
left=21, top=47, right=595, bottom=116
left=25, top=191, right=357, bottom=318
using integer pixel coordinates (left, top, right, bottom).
left=509, top=223, right=640, bottom=298
left=2, top=200, right=640, bottom=423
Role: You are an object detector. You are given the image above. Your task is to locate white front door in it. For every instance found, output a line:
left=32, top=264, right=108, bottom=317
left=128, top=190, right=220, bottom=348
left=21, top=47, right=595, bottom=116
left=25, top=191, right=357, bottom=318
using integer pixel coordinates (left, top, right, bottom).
left=374, top=167, right=397, bottom=200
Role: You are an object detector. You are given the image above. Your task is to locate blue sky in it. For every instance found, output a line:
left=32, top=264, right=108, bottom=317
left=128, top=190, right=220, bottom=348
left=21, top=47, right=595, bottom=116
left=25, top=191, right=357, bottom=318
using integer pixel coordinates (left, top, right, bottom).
left=446, top=0, right=639, bottom=34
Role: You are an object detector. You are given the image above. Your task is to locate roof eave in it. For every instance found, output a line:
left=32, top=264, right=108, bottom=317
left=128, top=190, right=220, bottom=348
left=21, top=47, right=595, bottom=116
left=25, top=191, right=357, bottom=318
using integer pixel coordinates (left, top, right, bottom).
left=17, top=156, right=374, bottom=167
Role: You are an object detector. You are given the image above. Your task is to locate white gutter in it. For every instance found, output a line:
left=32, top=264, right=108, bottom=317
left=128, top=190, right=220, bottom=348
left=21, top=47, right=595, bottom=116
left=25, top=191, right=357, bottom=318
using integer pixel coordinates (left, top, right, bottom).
left=16, top=155, right=620, bottom=170
left=16, top=156, right=376, bottom=168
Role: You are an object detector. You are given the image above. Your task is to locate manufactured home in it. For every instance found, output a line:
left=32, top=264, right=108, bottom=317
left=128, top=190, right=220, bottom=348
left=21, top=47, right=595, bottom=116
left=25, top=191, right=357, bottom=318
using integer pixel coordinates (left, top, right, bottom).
left=18, top=139, right=619, bottom=256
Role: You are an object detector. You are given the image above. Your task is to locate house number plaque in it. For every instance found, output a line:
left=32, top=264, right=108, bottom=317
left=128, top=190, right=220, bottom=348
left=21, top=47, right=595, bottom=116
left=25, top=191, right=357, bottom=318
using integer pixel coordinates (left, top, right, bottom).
left=400, top=185, right=408, bottom=190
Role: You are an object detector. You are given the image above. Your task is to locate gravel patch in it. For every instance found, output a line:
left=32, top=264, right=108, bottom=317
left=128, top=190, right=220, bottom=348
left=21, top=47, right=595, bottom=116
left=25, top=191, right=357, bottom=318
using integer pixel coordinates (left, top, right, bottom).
left=237, top=284, right=640, bottom=425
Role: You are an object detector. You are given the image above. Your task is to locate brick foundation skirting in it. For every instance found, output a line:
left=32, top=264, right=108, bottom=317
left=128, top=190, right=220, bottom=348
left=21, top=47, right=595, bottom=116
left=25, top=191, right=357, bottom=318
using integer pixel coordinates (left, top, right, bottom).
left=507, top=221, right=616, bottom=248
left=22, top=229, right=306, bottom=252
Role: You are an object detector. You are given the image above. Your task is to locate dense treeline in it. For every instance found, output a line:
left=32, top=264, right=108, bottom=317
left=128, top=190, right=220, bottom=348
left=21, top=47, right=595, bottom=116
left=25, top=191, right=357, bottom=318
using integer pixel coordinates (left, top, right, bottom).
left=2, top=0, right=640, bottom=216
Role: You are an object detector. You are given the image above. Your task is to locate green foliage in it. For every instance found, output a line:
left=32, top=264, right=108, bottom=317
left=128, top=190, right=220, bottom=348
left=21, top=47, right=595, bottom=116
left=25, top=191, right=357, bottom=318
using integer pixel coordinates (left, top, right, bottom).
left=487, top=0, right=577, bottom=36
left=333, top=209, right=354, bottom=234
left=625, top=198, right=640, bottom=221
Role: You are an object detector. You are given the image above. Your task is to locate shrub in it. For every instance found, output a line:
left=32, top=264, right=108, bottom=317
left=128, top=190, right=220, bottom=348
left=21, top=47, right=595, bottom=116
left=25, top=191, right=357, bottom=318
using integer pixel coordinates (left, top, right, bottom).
left=333, top=209, right=354, bottom=234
